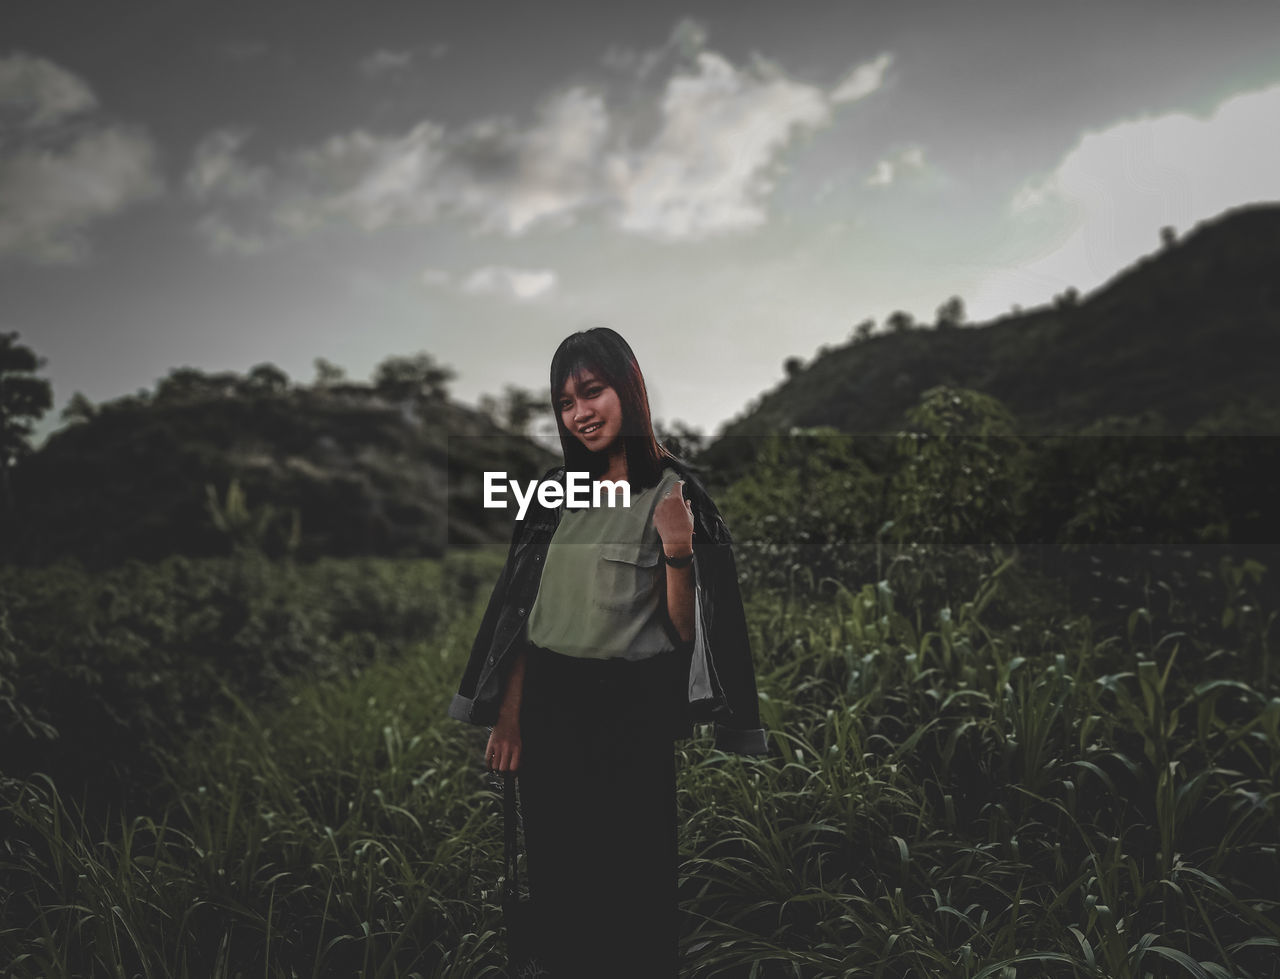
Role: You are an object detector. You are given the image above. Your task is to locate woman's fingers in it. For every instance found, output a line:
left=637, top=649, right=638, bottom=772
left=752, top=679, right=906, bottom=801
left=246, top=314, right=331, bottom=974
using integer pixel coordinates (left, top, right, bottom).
left=485, top=732, right=521, bottom=772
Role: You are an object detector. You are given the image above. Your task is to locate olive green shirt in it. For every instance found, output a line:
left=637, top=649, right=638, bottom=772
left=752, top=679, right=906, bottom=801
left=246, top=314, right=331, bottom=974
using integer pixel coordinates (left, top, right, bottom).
left=527, top=468, right=682, bottom=660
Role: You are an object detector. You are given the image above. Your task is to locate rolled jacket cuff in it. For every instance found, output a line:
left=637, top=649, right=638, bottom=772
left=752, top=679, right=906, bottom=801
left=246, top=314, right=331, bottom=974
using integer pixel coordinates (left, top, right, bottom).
left=713, top=723, right=769, bottom=756
left=450, top=692, right=503, bottom=726
left=447, top=693, right=474, bottom=722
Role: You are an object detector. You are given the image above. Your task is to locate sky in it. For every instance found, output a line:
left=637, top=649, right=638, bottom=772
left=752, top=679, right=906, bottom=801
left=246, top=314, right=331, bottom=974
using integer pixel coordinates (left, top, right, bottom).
left=5, top=0, right=1280, bottom=448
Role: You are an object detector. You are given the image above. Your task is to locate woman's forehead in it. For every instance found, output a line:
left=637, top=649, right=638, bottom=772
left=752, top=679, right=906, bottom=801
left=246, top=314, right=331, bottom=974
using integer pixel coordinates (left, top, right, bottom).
left=558, top=364, right=601, bottom=394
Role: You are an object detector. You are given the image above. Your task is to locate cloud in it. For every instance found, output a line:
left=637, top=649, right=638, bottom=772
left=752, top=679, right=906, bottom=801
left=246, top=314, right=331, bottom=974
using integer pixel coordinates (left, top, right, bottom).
left=0, top=51, right=97, bottom=127
left=0, top=53, right=162, bottom=264
left=601, top=17, right=709, bottom=81
left=460, top=266, right=558, bottom=301
left=453, top=86, right=611, bottom=235
left=189, top=25, right=891, bottom=250
left=186, top=87, right=608, bottom=245
left=359, top=49, right=413, bottom=76
left=969, top=81, right=1280, bottom=316
left=830, top=52, right=893, bottom=104
left=608, top=50, right=832, bottom=239
left=192, top=213, right=270, bottom=257
left=185, top=129, right=269, bottom=201
left=422, top=265, right=558, bottom=301
left=865, top=145, right=926, bottom=187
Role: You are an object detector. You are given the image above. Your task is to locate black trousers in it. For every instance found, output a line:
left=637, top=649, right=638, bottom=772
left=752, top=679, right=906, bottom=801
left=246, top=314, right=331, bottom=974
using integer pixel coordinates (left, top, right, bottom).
left=517, top=643, right=680, bottom=979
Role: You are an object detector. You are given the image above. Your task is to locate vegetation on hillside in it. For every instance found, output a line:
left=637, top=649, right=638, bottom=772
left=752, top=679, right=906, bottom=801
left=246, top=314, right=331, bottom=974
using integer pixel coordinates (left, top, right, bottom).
left=705, top=203, right=1280, bottom=478
left=2, top=382, right=1277, bottom=977
left=4, top=353, right=556, bottom=567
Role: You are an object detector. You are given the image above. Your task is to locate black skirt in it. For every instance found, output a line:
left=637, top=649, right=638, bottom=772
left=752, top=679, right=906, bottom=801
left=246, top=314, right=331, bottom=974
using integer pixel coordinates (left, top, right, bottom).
left=517, top=643, right=681, bottom=979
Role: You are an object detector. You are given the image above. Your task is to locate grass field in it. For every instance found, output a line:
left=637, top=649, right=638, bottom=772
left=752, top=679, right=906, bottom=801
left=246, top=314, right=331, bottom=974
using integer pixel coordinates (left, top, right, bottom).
left=3, top=413, right=1278, bottom=976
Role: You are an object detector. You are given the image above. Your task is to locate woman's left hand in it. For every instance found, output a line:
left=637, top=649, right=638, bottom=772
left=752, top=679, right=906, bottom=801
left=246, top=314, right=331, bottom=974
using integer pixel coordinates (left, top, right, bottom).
left=653, top=480, right=694, bottom=557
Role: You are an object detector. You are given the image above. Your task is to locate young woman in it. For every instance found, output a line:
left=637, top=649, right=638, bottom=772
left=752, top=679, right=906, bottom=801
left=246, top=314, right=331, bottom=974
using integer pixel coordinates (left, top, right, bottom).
left=448, top=328, right=768, bottom=978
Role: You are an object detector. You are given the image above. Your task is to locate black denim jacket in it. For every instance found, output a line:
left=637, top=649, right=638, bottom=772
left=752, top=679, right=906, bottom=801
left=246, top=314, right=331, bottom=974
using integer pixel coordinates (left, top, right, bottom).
left=447, top=458, right=769, bottom=755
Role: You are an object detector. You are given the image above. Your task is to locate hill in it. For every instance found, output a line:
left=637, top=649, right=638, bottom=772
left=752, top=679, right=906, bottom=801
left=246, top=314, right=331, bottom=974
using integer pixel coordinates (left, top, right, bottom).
left=710, top=203, right=1280, bottom=455
left=6, top=380, right=556, bottom=567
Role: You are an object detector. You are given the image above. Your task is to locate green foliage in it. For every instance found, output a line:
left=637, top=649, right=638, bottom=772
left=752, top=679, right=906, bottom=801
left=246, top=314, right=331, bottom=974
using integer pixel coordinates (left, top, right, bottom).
left=205, top=477, right=301, bottom=557
left=852, top=318, right=876, bottom=341
left=3, top=371, right=1280, bottom=975
left=936, top=296, right=966, bottom=329
left=0, top=332, right=53, bottom=460
left=312, top=357, right=346, bottom=386
left=58, top=391, right=96, bottom=425
left=0, top=331, right=53, bottom=516
left=718, top=427, right=879, bottom=595
left=9, top=369, right=556, bottom=564
left=1048, top=419, right=1229, bottom=555
left=0, top=550, right=504, bottom=803
left=0, top=593, right=506, bottom=978
left=721, top=387, right=1031, bottom=624
left=707, top=206, right=1280, bottom=461
left=2, top=540, right=1277, bottom=977
left=373, top=352, right=455, bottom=402
left=887, top=386, right=1029, bottom=611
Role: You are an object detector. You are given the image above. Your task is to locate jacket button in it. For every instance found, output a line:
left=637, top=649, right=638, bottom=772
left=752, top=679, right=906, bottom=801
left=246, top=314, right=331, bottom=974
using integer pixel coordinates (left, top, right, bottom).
left=534, top=554, right=542, bottom=564
left=516, top=607, right=527, bottom=616
left=488, top=656, right=495, bottom=664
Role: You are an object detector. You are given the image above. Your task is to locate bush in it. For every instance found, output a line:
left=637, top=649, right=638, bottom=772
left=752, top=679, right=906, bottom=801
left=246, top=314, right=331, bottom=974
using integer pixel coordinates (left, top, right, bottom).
left=0, top=550, right=503, bottom=804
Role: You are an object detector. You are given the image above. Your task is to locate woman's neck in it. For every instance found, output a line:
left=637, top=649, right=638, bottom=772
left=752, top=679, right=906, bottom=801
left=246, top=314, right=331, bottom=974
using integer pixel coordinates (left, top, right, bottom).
left=601, top=444, right=628, bottom=484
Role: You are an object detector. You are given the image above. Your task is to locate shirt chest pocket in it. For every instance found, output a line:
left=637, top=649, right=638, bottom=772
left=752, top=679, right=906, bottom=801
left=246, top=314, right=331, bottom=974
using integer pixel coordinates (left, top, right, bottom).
left=596, top=540, right=661, bottom=611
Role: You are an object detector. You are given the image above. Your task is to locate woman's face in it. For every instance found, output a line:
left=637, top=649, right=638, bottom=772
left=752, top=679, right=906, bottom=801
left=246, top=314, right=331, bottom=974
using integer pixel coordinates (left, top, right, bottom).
left=557, top=368, right=623, bottom=454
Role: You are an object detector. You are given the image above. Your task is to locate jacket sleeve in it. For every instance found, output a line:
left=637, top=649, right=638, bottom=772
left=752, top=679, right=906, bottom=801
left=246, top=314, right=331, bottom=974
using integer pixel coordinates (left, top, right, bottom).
left=447, top=519, right=520, bottom=724
left=708, top=538, right=770, bottom=756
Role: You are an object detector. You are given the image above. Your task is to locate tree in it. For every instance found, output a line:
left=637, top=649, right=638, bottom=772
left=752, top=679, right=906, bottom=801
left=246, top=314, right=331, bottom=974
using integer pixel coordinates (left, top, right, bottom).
left=783, top=356, right=804, bottom=379
left=935, top=296, right=965, bottom=329
left=1054, top=287, right=1079, bottom=309
left=373, top=352, right=456, bottom=402
left=313, top=357, right=346, bottom=386
left=852, top=318, right=876, bottom=341
left=654, top=420, right=705, bottom=461
left=205, top=477, right=300, bottom=558
left=61, top=391, right=97, bottom=424
left=887, top=310, right=915, bottom=333
left=1160, top=225, right=1177, bottom=249
left=500, top=385, right=548, bottom=435
left=0, top=332, right=54, bottom=516
left=242, top=362, right=290, bottom=395
left=155, top=367, right=239, bottom=402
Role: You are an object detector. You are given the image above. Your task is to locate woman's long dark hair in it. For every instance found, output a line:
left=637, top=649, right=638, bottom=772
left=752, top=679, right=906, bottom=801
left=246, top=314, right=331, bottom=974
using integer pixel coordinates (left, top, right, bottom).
left=550, top=328, right=675, bottom=488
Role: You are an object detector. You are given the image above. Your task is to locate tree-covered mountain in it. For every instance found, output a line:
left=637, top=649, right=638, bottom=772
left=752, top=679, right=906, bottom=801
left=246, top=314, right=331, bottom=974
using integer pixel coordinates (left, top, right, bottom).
left=706, top=202, right=1280, bottom=475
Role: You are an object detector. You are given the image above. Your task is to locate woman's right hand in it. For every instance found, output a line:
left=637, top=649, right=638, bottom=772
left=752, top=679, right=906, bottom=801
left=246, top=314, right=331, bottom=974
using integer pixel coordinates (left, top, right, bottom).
left=486, top=716, right=522, bottom=773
